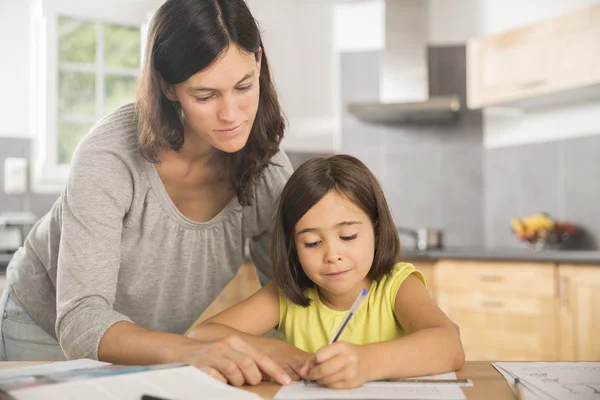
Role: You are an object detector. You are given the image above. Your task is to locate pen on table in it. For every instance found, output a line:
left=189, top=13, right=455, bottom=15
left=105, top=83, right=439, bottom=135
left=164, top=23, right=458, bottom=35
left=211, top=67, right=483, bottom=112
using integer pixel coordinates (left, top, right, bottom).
left=514, top=377, right=526, bottom=400
left=304, top=288, right=369, bottom=385
left=141, top=394, right=173, bottom=400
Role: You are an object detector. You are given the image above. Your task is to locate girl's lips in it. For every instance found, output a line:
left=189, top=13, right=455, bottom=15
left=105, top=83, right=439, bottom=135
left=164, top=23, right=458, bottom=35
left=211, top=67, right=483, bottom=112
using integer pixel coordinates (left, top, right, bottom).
left=324, top=270, right=350, bottom=277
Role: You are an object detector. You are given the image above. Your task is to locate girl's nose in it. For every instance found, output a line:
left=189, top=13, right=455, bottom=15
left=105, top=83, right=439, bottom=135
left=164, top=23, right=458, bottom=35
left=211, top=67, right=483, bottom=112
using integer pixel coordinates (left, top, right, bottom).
left=324, top=243, right=343, bottom=264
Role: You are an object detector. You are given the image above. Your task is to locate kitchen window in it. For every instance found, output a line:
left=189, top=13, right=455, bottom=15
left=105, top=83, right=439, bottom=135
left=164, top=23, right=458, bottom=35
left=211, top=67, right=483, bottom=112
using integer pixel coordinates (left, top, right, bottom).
left=31, top=0, right=151, bottom=192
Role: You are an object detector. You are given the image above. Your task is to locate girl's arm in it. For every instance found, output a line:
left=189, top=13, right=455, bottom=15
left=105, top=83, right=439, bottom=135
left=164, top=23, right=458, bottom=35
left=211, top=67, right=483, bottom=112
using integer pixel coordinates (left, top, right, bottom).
left=188, top=282, right=311, bottom=376
left=305, top=274, right=464, bottom=388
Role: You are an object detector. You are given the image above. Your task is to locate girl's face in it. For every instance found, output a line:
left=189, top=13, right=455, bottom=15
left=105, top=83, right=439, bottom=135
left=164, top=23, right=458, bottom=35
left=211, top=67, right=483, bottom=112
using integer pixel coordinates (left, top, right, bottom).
left=162, top=44, right=262, bottom=154
left=294, top=190, right=375, bottom=303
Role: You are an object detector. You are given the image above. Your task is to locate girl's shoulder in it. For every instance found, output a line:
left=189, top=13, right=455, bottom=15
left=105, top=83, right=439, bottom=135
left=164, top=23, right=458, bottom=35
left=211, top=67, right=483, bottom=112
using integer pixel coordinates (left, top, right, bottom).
left=373, top=262, right=426, bottom=306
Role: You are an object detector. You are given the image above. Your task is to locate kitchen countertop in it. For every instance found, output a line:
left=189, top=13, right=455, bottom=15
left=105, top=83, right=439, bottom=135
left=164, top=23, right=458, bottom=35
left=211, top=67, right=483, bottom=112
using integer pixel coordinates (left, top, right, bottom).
left=401, top=246, right=600, bottom=264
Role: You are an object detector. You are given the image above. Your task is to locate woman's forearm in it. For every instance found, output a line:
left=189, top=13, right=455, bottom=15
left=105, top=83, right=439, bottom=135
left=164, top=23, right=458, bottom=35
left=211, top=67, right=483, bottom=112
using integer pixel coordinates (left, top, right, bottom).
left=188, top=322, right=285, bottom=356
left=98, top=321, right=199, bottom=365
left=363, top=327, right=465, bottom=381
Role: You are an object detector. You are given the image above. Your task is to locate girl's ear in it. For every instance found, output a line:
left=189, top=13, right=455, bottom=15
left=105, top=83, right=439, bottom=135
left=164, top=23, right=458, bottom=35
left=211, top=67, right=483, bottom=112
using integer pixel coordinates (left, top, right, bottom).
left=158, top=74, right=178, bottom=102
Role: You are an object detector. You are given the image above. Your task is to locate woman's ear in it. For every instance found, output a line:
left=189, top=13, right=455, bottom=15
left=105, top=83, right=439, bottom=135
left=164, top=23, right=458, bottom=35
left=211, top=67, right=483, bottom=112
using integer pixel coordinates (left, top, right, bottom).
left=158, top=74, right=178, bottom=101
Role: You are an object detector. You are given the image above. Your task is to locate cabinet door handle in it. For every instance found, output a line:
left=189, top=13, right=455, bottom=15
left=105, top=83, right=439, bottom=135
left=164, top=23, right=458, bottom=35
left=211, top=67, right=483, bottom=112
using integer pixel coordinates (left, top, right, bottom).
left=480, top=299, right=504, bottom=308
left=520, top=79, right=546, bottom=89
left=476, top=273, right=503, bottom=282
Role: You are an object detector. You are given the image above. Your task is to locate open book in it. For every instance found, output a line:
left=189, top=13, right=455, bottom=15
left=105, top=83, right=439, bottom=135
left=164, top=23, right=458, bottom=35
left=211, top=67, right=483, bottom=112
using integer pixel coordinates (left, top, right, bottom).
left=0, top=361, right=261, bottom=400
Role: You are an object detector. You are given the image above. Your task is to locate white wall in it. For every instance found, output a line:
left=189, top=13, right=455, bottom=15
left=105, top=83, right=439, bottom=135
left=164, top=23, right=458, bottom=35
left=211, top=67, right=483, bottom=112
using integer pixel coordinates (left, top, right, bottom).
left=247, top=0, right=337, bottom=153
left=0, top=1, right=31, bottom=138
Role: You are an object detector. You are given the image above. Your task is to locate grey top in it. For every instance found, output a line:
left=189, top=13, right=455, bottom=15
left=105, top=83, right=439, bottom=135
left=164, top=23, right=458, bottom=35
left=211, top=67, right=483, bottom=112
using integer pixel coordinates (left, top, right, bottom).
left=6, top=104, right=293, bottom=360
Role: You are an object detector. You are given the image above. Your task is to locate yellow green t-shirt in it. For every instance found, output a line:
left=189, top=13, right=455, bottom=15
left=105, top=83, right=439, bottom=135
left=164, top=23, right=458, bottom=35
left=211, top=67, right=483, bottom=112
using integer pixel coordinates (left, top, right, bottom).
left=277, top=262, right=425, bottom=353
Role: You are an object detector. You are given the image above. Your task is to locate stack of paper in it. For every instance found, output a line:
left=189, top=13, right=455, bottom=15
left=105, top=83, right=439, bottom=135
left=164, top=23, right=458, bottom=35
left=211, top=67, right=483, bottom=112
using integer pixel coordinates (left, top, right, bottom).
left=275, top=372, right=468, bottom=400
left=0, top=361, right=261, bottom=400
left=493, top=362, right=600, bottom=400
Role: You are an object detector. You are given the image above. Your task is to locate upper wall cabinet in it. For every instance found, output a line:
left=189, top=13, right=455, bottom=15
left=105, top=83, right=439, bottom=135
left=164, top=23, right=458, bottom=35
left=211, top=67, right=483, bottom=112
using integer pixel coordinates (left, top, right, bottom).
left=467, top=4, right=600, bottom=109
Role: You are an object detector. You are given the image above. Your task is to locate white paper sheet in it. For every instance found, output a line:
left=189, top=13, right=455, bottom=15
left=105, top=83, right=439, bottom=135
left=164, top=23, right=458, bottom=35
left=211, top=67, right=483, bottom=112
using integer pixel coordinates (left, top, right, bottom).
left=493, top=362, right=600, bottom=400
left=0, top=359, right=109, bottom=380
left=9, top=365, right=262, bottom=400
left=274, top=372, right=466, bottom=400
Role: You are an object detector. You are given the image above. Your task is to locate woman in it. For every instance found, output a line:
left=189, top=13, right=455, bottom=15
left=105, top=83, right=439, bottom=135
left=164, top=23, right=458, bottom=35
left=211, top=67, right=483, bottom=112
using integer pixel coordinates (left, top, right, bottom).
left=0, top=0, right=305, bottom=387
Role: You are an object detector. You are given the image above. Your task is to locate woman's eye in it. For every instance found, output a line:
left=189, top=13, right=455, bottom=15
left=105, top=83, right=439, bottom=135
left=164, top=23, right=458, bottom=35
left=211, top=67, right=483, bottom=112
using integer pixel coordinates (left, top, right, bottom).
left=340, top=234, right=357, bottom=241
left=195, top=95, right=214, bottom=102
left=236, top=84, right=253, bottom=92
left=304, top=241, right=320, bottom=248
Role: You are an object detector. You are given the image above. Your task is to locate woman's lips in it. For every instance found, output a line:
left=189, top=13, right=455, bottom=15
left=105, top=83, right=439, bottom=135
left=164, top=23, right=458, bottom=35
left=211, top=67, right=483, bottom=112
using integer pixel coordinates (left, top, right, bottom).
left=215, top=122, right=244, bottom=136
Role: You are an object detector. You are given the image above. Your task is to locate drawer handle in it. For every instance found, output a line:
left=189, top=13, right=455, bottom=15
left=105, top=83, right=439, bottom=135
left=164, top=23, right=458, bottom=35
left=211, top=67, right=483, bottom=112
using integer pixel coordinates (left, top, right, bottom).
left=476, top=273, right=503, bottom=282
left=520, top=79, right=546, bottom=89
left=480, top=299, right=504, bottom=308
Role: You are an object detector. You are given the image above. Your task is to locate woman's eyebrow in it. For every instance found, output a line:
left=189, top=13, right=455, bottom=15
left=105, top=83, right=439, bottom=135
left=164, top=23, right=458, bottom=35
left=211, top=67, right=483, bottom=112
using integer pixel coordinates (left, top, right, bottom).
left=186, top=71, right=255, bottom=93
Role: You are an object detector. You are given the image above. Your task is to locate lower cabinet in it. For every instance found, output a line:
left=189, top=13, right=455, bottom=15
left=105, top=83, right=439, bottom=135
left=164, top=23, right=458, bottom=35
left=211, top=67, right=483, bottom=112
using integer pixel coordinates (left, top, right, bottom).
left=558, top=264, right=600, bottom=361
left=434, top=260, right=559, bottom=361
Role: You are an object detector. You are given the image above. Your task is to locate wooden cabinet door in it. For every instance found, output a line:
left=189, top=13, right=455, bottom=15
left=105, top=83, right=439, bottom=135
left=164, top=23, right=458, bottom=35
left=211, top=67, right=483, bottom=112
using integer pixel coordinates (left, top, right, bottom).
left=467, top=4, right=600, bottom=109
left=435, top=260, right=558, bottom=361
left=558, top=265, right=600, bottom=361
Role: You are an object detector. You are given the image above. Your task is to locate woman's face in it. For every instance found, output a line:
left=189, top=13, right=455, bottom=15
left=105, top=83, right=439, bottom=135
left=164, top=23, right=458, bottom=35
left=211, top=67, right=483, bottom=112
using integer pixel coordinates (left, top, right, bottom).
left=163, top=44, right=262, bottom=154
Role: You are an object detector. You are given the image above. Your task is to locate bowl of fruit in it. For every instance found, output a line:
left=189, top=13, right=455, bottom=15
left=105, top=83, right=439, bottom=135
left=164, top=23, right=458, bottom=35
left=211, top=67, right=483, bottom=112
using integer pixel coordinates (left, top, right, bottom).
left=510, top=213, right=577, bottom=251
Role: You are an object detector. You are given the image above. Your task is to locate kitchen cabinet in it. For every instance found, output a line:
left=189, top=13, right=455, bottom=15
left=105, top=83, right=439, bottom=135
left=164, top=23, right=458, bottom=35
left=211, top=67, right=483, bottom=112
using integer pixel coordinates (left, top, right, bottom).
left=467, top=4, right=600, bottom=109
left=558, top=264, right=600, bottom=361
left=434, top=260, right=558, bottom=361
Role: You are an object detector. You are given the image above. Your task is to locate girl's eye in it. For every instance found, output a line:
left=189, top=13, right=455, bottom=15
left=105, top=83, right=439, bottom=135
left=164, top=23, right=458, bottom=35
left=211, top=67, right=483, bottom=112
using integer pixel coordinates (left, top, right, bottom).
left=304, top=241, right=320, bottom=248
left=236, top=84, right=253, bottom=92
left=195, top=95, right=214, bottom=102
left=340, top=234, right=357, bottom=241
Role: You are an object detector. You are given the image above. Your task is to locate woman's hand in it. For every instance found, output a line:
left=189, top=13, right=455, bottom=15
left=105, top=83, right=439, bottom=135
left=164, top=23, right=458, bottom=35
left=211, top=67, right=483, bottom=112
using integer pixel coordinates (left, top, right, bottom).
left=180, top=335, right=292, bottom=387
left=300, top=342, right=371, bottom=389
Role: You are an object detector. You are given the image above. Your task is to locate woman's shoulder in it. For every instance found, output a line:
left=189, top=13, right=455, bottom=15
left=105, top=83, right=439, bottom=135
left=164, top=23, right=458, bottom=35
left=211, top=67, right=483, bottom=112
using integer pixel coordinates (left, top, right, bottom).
left=73, top=103, right=145, bottom=172
left=242, top=149, right=294, bottom=234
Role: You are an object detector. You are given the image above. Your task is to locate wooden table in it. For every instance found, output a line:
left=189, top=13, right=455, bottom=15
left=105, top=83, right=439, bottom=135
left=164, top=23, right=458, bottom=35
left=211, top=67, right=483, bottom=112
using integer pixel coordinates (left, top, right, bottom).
left=0, top=361, right=516, bottom=399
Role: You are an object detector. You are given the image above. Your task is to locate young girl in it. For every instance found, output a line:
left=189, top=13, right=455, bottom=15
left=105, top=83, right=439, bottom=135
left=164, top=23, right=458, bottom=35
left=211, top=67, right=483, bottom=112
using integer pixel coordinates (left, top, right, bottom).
left=188, top=154, right=465, bottom=389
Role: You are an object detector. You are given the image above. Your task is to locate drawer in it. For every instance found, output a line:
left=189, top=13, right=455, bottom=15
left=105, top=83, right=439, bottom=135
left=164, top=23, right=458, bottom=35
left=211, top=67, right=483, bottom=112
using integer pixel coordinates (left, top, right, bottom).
left=434, top=260, right=555, bottom=295
left=437, top=290, right=555, bottom=316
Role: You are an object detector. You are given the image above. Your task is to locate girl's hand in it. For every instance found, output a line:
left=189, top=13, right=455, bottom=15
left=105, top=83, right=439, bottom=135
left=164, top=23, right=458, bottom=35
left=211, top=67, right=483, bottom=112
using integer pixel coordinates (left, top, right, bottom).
left=301, top=342, right=371, bottom=389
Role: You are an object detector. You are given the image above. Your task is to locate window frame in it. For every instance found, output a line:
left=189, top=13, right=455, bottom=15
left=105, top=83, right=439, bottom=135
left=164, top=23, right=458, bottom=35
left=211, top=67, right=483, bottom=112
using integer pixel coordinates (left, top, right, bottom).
left=30, top=0, right=151, bottom=193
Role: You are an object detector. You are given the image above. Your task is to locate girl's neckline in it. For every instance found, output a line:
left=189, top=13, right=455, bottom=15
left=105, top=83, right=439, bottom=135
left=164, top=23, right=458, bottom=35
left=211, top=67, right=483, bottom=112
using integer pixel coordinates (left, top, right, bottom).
left=313, top=281, right=374, bottom=315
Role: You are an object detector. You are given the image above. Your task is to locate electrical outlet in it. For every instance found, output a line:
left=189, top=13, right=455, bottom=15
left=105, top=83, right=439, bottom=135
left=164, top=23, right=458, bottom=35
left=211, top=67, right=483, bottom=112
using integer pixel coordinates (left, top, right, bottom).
left=4, top=157, right=28, bottom=194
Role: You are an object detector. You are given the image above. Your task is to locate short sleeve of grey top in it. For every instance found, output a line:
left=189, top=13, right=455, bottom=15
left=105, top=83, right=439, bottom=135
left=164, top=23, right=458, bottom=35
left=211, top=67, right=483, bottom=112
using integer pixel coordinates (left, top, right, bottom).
left=5, top=103, right=294, bottom=360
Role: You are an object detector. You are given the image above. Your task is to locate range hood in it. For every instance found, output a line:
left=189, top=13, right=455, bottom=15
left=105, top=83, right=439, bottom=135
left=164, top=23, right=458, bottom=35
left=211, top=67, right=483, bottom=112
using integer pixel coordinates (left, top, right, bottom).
left=348, top=0, right=461, bottom=125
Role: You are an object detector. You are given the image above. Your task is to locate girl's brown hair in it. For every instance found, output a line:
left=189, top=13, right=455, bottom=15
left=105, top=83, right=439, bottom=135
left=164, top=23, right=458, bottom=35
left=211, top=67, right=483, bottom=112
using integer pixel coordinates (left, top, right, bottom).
left=136, top=0, right=284, bottom=206
left=272, top=154, right=401, bottom=307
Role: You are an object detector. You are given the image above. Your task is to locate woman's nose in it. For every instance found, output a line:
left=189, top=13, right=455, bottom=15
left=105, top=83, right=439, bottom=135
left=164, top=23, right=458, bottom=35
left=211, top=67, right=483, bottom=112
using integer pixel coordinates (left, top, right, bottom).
left=217, top=95, right=239, bottom=122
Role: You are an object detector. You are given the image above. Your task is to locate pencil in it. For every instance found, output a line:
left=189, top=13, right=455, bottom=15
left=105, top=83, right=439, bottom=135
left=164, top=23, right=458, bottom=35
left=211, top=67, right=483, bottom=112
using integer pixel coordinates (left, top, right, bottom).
left=304, top=288, right=369, bottom=385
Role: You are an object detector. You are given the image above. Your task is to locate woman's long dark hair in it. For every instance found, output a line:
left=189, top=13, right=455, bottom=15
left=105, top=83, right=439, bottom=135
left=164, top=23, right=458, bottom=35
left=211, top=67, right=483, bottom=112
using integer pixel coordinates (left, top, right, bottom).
left=136, top=0, right=284, bottom=206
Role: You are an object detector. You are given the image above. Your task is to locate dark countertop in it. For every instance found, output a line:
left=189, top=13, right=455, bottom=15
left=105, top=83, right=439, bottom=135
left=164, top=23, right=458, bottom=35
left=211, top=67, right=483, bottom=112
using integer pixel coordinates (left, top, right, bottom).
left=401, top=247, right=600, bottom=264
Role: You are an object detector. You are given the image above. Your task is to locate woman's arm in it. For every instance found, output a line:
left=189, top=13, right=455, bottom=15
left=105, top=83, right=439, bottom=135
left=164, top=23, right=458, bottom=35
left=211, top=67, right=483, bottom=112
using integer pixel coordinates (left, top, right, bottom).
left=188, top=283, right=312, bottom=378
left=305, top=274, right=464, bottom=388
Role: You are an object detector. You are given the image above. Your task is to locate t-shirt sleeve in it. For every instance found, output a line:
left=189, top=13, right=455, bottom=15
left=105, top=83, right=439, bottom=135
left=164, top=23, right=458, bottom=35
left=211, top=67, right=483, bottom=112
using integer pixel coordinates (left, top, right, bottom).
left=387, top=262, right=426, bottom=306
left=246, top=150, right=294, bottom=286
left=55, top=139, right=134, bottom=360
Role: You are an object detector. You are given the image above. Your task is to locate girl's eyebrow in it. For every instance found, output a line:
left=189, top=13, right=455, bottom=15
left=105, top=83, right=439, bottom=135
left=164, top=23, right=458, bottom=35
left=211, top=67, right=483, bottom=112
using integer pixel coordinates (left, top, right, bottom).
left=296, top=221, right=362, bottom=236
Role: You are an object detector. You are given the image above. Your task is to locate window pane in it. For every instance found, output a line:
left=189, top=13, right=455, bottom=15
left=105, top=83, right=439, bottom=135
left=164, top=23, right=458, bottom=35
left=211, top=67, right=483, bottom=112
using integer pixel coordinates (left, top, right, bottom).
left=104, top=24, right=141, bottom=68
left=59, top=71, right=96, bottom=115
left=57, top=121, right=92, bottom=164
left=105, top=75, right=137, bottom=114
left=59, top=17, right=96, bottom=63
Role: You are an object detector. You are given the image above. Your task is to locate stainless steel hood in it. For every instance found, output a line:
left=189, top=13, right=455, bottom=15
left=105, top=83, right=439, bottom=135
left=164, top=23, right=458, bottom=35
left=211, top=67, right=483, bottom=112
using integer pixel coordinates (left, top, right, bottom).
left=348, top=0, right=462, bottom=125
